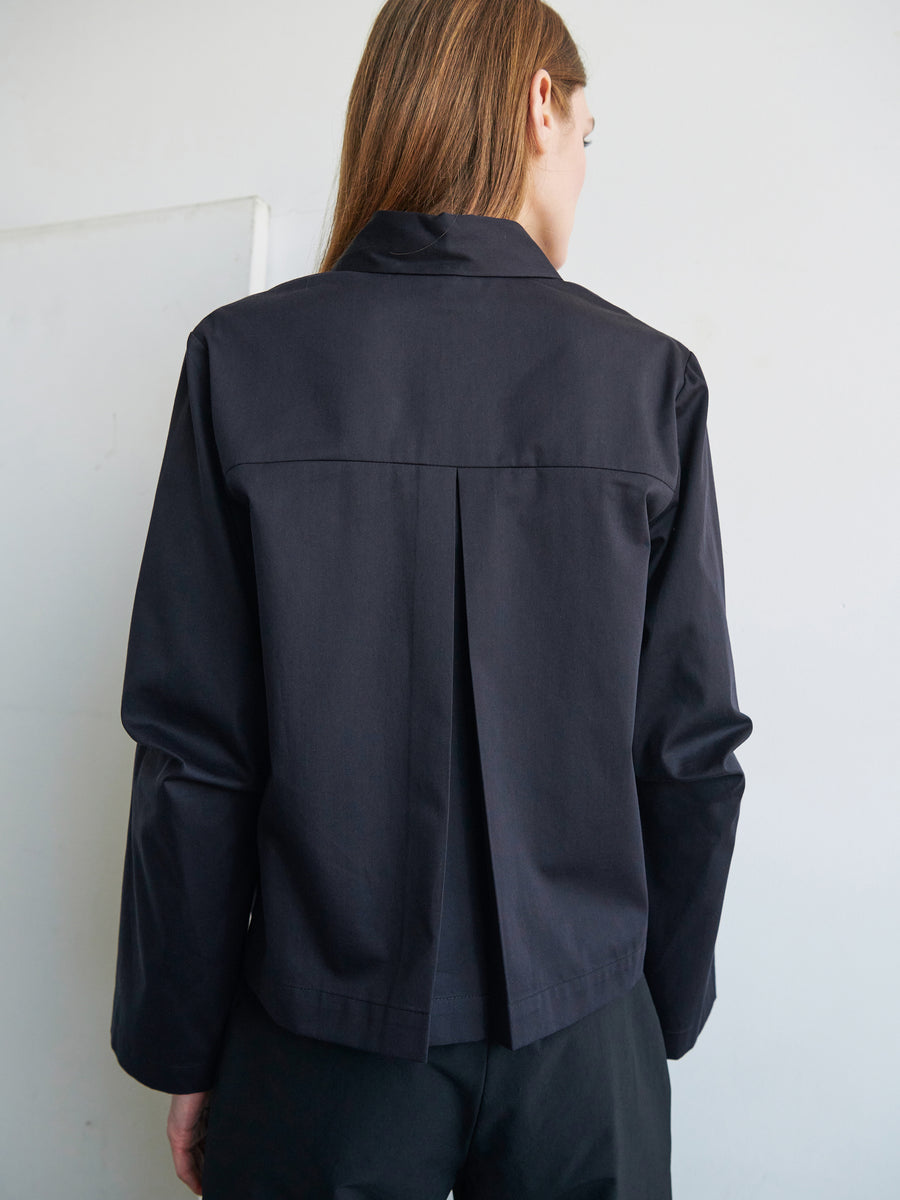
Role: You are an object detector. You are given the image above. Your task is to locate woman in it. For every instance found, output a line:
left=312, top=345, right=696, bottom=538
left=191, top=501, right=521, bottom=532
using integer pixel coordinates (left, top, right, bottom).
left=110, top=1, right=753, bottom=1196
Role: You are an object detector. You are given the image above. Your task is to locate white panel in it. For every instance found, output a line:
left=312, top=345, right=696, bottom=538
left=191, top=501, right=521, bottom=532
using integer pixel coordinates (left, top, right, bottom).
left=0, top=196, right=268, bottom=1198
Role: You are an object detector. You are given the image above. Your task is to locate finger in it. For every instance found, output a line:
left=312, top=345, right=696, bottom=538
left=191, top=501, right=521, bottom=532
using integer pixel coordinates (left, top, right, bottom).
left=170, top=1141, right=203, bottom=1195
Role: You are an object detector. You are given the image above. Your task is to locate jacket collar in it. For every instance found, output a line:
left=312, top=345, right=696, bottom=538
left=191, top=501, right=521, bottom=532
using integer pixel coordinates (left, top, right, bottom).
left=331, top=209, right=561, bottom=279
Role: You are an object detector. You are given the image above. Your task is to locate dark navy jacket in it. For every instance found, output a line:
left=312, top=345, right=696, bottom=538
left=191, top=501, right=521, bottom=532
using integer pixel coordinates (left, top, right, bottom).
left=110, top=208, right=753, bottom=1093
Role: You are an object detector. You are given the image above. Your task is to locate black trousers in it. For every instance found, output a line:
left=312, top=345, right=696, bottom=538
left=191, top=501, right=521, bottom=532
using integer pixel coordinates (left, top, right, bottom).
left=201, top=973, right=672, bottom=1199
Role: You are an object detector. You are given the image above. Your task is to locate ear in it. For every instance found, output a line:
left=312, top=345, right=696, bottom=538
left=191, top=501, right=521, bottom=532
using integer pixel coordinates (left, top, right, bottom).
left=525, top=68, right=555, bottom=152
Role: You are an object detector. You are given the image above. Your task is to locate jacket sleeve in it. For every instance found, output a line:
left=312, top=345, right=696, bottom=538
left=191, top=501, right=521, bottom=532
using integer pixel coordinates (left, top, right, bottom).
left=110, top=329, right=269, bottom=1094
left=632, top=350, right=753, bottom=1059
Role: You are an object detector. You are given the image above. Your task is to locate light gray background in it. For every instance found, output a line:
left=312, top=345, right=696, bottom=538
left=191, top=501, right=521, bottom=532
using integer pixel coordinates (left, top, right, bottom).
left=1, top=1, right=897, bottom=1197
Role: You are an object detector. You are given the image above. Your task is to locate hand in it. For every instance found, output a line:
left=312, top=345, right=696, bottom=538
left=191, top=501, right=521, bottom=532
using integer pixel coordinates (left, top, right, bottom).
left=168, top=1090, right=211, bottom=1195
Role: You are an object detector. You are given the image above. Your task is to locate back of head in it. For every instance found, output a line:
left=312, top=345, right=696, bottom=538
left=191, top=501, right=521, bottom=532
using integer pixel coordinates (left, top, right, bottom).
left=317, top=0, right=587, bottom=272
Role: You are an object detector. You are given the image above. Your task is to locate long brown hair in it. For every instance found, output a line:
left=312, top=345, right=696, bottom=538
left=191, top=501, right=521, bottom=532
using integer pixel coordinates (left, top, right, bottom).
left=316, top=0, right=587, bottom=272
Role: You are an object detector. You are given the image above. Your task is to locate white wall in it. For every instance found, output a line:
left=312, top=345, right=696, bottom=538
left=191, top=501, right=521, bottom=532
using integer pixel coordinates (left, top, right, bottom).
left=1, top=1, right=897, bottom=1196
